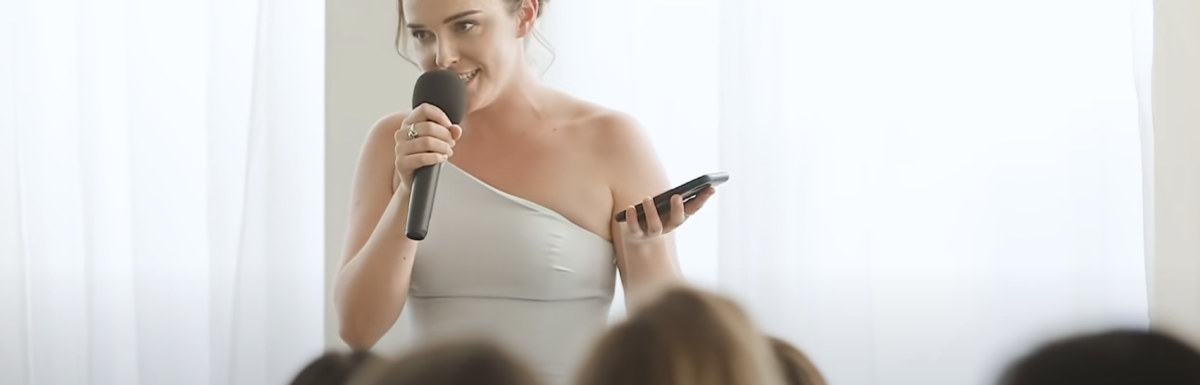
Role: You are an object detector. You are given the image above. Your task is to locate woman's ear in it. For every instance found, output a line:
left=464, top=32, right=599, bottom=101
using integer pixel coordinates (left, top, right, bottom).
left=516, top=0, right=538, bottom=38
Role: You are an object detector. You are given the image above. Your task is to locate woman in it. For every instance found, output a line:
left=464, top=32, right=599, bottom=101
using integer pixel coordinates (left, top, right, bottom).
left=349, top=339, right=543, bottom=385
left=332, top=0, right=715, bottom=384
left=573, top=285, right=784, bottom=385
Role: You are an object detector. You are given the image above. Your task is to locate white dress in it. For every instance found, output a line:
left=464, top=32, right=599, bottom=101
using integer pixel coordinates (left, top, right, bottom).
left=402, top=162, right=617, bottom=385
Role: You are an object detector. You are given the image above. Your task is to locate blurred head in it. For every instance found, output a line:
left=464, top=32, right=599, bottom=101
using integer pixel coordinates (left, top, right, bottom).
left=396, top=0, right=547, bottom=113
left=290, top=351, right=380, bottom=385
left=575, top=286, right=784, bottom=385
left=768, top=337, right=826, bottom=385
left=998, top=329, right=1200, bottom=385
left=350, top=339, right=542, bottom=385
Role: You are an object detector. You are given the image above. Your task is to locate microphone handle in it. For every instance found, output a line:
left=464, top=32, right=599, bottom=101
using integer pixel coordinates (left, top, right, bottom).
left=405, top=162, right=442, bottom=241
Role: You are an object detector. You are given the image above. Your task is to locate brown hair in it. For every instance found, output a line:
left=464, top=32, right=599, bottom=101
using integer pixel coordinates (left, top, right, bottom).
left=393, top=0, right=554, bottom=66
left=349, top=339, right=543, bottom=385
left=290, top=350, right=380, bottom=385
left=768, top=337, right=827, bottom=385
left=998, top=329, right=1200, bottom=385
left=574, top=286, right=784, bottom=385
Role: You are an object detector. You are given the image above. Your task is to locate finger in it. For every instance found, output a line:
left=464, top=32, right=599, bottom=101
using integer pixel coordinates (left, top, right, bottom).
left=402, top=137, right=454, bottom=156
left=621, top=206, right=643, bottom=237
left=449, top=124, right=464, bottom=142
left=668, top=194, right=687, bottom=225
left=683, top=187, right=717, bottom=216
left=411, top=121, right=455, bottom=144
left=642, top=197, right=663, bottom=235
left=394, top=140, right=407, bottom=171
left=399, top=152, right=449, bottom=171
left=410, top=103, right=453, bottom=128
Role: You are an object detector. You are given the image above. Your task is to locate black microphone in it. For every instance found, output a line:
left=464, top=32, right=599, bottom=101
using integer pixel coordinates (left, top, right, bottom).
left=406, top=69, right=467, bottom=241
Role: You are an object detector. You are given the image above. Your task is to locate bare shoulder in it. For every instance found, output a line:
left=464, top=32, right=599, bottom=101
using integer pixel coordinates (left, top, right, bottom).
left=354, top=110, right=411, bottom=192
left=358, top=110, right=409, bottom=168
left=557, top=97, right=670, bottom=210
left=555, top=97, right=653, bottom=160
left=363, top=110, right=410, bottom=146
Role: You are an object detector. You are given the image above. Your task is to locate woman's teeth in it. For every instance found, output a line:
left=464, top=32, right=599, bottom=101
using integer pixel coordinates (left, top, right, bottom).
left=458, top=70, right=478, bottom=82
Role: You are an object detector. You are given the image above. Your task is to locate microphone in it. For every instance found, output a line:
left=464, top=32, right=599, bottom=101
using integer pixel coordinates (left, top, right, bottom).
left=406, top=69, right=467, bottom=241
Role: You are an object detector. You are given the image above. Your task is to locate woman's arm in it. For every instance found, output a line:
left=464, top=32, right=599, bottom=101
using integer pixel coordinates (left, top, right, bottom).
left=597, top=113, right=686, bottom=309
left=333, top=112, right=420, bottom=350
left=611, top=223, right=684, bottom=308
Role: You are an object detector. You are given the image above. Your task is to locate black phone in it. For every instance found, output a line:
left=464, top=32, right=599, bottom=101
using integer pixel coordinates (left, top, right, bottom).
left=614, top=172, right=729, bottom=224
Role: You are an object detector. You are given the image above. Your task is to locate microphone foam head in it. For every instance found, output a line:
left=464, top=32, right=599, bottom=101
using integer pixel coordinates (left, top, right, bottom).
left=412, top=69, right=467, bottom=124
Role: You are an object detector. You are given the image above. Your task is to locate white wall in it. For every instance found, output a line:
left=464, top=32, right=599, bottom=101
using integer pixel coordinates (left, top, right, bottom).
left=325, top=0, right=420, bottom=350
left=1149, top=0, right=1200, bottom=347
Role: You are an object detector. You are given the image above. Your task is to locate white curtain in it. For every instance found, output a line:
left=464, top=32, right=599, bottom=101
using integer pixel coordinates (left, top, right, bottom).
left=0, top=0, right=325, bottom=384
left=541, top=1, right=1150, bottom=384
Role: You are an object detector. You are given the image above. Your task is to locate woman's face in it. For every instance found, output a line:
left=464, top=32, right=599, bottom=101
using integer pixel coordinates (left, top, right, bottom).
left=402, top=0, right=536, bottom=112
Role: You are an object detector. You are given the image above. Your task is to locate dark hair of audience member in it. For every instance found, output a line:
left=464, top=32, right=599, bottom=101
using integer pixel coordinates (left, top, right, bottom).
left=349, top=339, right=542, bottom=385
left=998, top=329, right=1200, bottom=385
left=768, top=337, right=827, bottom=385
left=290, top=350, right=380, bottom=385
left=574, top=285, right=784, bottom=385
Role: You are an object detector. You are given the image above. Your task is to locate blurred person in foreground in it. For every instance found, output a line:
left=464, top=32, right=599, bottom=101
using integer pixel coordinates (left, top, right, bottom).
left=574, top=285, right=784, bottom=385
left=768, top=336, right=827, bottom=385
left=350, top=339, right=542, bottom=385
left=998, top=329, right=1200, bottom=385
left=291, top=351, right=381, bottom=385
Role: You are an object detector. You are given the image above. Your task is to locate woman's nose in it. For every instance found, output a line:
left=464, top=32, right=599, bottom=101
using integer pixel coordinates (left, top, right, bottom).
left=435, top=39, right=459, bottom=68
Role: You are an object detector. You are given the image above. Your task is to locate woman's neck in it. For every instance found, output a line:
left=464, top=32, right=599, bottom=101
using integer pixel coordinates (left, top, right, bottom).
left=463, top=68, right=551, bottom=135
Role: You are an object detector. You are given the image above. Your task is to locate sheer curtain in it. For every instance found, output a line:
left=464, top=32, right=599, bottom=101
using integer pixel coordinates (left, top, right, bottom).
left=0, top=1, right=325, bottom=384
left=541, top=1, right=1150, bottom=384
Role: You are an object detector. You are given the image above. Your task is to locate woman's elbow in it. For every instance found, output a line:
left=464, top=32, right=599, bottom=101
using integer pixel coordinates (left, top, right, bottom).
left=331, top=266, right=406, bottom=350
left=336, top=309, right=384, bottom=351
left=333, top=292, right=381, bottom=350
left=338, top=326, right=379, bottom=351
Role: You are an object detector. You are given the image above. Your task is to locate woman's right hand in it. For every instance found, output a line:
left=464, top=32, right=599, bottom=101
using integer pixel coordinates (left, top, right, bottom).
left=394, top=103, right=463, bottom=190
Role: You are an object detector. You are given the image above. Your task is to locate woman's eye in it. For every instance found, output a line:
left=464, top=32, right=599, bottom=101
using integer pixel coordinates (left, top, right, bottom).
left=457, top=21, right=477, bottom=32
left=411, top=30, right=431, bottom=40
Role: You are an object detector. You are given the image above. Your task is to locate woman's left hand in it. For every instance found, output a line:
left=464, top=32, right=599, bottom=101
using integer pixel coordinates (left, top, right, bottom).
left=618, top=187, right=716, bottom=244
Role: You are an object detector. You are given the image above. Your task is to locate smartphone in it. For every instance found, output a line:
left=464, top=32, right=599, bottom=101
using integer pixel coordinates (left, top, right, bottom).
left=614, top=172, right=729, bottom=224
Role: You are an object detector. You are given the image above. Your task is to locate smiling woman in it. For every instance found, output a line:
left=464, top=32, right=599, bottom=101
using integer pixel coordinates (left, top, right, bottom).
left=330, top=0, right=717, bottom=384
